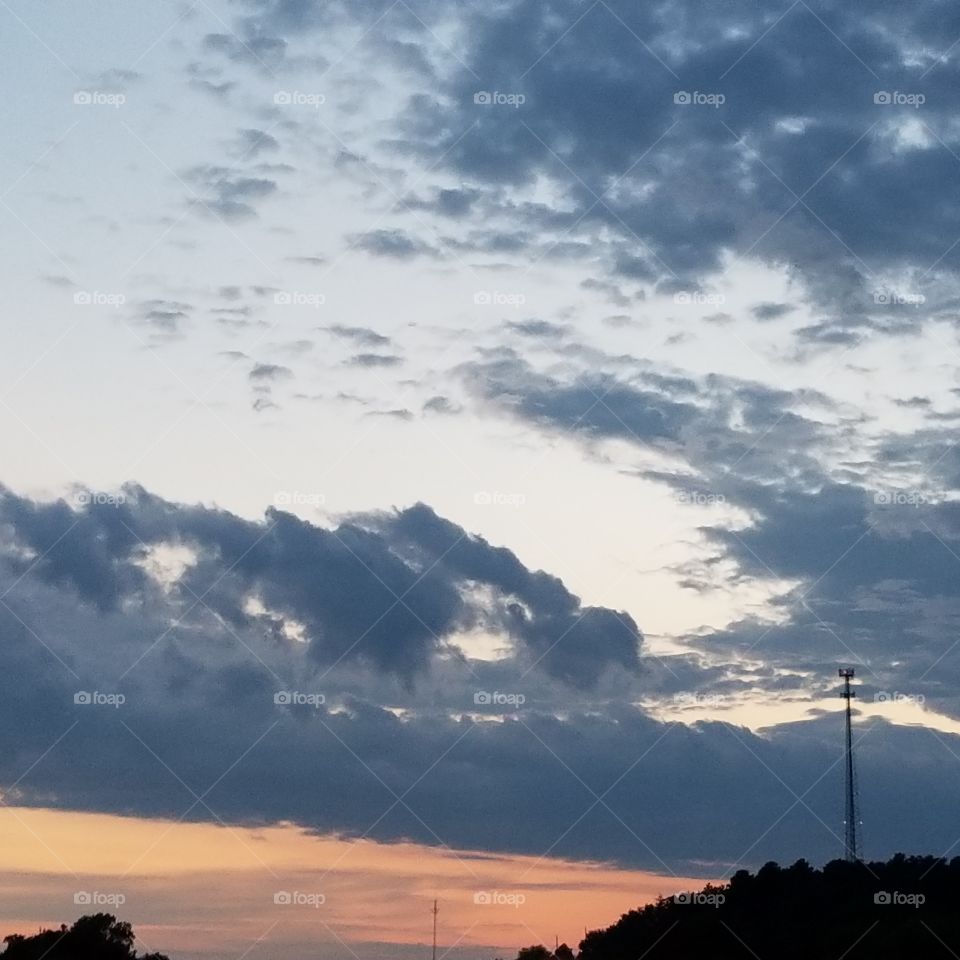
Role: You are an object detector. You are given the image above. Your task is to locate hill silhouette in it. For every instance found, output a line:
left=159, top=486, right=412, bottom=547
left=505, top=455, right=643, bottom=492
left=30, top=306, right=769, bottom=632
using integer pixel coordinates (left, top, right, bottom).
left=1, top=915, right=168, bottom=960
left=512, top=855, right=960, bottom=960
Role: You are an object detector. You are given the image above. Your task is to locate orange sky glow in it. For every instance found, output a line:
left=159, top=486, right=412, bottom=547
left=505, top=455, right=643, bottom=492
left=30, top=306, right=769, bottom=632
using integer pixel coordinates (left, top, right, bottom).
left=0, top=807, right=709, bottom=960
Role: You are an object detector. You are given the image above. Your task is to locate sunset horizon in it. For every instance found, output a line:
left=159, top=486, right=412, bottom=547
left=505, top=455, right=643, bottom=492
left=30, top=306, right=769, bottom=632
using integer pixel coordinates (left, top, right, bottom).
left=5, top=0, right=960, bottom=957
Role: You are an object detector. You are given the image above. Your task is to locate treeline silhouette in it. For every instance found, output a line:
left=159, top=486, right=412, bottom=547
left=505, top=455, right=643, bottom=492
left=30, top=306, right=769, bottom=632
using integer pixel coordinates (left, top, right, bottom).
left=511, top=855, right=960, bottom=960
left=2, top=915, right=168, bottom=960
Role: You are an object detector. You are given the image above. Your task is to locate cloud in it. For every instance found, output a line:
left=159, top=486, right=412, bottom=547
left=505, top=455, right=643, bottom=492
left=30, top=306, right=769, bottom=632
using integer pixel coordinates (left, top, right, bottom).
left=91, top=68, right=142, bottom=92
left=460, top=346, right=836, bottom=498
left=322, top=325, right=392, bottom=347
left=454, top=337, right=960, bottom=715
left=5, top=483, right=960, bottom=870
left=231, top=128, right=281, bottom=159
left=247, top=363, right=294, bottom=410
left=346, top=353, right=404, bottom=368
left=0, top=486, right=643, bottom=685
left=404, top=187, right=481, bottom=218
left=348, top=229, right=436, bottom=259
left=183, top=165, right=278, bottom=221
left=460, top=351, right=701, bottom=444
left=131, top=299, right=194, bottom=337
left=366, top=408, right=414, bottom=421
left=423, top=395, right=459, bottom=415
left=189, top=78, right=236, bottom=99
left=41, top=275, right=75, bottom=289
left=504, top=319, right=567, bottom=339
left=203, top=32, right=289, bottom=68
left=226, top=0, right=960, bottom=343
left=249, top=362, right=293, bottom=382
left=581, top=278, right=632, bottom=307
left=286, top=255, right=326, bottom=266
left=751, top=302, right=797, bottom=321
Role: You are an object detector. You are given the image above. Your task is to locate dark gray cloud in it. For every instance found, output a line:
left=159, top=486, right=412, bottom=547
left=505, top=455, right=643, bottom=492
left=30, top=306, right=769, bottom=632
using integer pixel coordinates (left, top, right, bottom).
left=423, top=395, right=459, bottom=415
left=0, top=485, right=641, bottom=685
left=461, top=350, right=702, bottom=445
left=249, top=362, right=293, bottom=382
left=4, top=483, right=960, bottom=872
left=752, top=302, right=797, bottom=322
left=226, top=0, right=960, bottom=342
left=0, top=587, right=956, bottom=873
left=183, top=165, right=278, bottom=221
left=455, top=340, right=960, bottom=715
left=404, top=187, right=481, bottom=218
left=348, top=229, right=436, bottom=259
left=460, top=346, right=837, bottom=496
left=504, top=319, right=567, bottom=339
left=346, top=353, right=403, bottom=368
left=6, top=483, right=960, bottom=870
left=322, top=325, right=392, bottom=347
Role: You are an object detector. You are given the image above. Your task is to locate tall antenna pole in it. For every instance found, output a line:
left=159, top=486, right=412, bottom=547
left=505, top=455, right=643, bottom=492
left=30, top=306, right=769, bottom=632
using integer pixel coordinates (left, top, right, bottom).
left=432, top=899, right=438, bottom=960
left=839, top=668, right=861, bottom=861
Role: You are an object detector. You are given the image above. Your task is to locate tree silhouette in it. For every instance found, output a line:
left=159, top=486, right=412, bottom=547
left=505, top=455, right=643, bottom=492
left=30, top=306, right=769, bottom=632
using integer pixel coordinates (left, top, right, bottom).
left=2, top=915, right=169, bottom=960
left=508, top=856, right=960, bottom=960
left=516, top=946, right=553, bottom=960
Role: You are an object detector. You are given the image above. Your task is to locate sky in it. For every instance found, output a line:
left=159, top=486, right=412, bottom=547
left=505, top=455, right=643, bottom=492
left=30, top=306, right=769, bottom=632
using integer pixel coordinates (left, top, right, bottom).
left=5, top=0, right=960, bottom=957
